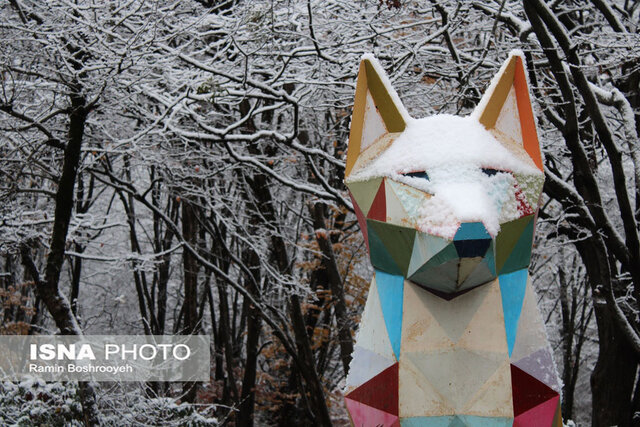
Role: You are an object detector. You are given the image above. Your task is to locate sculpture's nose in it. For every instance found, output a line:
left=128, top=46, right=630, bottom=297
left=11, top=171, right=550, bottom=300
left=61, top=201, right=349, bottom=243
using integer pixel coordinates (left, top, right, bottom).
left=453, top=222, right=492, bottom=258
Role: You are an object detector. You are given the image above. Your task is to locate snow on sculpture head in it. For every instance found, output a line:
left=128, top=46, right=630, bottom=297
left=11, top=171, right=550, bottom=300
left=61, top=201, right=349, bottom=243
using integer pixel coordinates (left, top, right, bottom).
left=345, top=52, right=545, bottom=297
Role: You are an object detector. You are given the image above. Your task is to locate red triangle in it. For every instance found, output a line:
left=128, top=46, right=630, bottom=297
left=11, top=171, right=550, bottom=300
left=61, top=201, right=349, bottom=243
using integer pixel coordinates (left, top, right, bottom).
left=511, top=365, right=559, bottom=416
left=367, top=179, right=386, bottom=221
left=514, top=395, right=560, bottom=427
left=345, top=363, right=398, bottom=415
left=345, top=398, right=399, bottom=427
left=350, top=191, right=369, bottom=251
left=514, top=185, right=534, bottom=217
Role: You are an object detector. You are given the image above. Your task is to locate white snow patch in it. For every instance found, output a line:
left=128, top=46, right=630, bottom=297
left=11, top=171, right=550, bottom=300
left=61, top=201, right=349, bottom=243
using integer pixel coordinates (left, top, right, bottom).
left=349, top=115, right=539, bottom=182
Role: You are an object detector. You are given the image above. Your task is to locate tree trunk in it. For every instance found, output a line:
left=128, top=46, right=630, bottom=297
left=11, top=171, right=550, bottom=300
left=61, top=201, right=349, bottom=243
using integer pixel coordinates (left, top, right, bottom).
left=182, top=201, right=200, bottom=402
left=20, top=90, right=100, bottom=425
left=310, top=202, right=353, bottom=375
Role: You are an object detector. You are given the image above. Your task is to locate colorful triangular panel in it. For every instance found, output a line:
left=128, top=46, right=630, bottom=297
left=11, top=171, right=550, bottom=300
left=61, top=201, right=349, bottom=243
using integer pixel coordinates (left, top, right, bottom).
left=462, top=361, right=513, bottom=417
left=376, top=270, right=405, bottom=360
left=368, top=179, right=387, bottom=221
left=407, top=350, right=503, bottom=411
left=386, top=179, right=410, bottom=226
left=387, top=179, right=431, bottom=221
left=400, top=281, right=455, bottom=354
left=368, top=220, right=416, bottom=275
left=408, top=232, right=450, bottom=277
left=353, top=278, right=396, bottom=361
left=512, top=348, right=561, bottom=393
left=513, top=395, right=559, bottom=427
left=514, top=56, right=543, bottom=170
left=510, top=280, right=550, bottom=362
left=368, top=221, right=403, bottom=275
left=347, top=177, right=383, bottom=216
left=499, top=269, right=528, bottom=356
left=346, top=345, right=396, bottom=393
left=495, top=215, right=533, bottom=275
left=494, top=85, right=523, bottom=148
left=345, top=397, right=399, bottom=427
left=361, top=90, right=388, bottom=152
left=457, top=415, right=513, bottom=427
left=511, top=365, right=559, bottom=416
left=454, top=222, right=491, bottom=241
left=400, top=417, right=455, bottom=427
left=418, top=283, right=489, bottom=343
left=399, top=352, right=453, bottom=417
left=346, top=363, right=399, bottom=415
left=500, top=219, right=534, bottom=275
left=457, top=280, right=508, bottom=354
left=350, top=191, right=369, bottom=250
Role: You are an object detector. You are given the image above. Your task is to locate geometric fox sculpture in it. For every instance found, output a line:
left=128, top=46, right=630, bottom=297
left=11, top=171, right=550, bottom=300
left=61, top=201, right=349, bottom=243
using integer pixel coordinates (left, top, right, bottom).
left=343, top=52, right=562, bottom=427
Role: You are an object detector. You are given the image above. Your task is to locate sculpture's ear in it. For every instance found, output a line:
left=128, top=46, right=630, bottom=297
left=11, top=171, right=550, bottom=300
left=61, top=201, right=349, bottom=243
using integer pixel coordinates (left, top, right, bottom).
left=345, top=55, right=410, bottom=177
left=473, top=53, right=543, bottom=171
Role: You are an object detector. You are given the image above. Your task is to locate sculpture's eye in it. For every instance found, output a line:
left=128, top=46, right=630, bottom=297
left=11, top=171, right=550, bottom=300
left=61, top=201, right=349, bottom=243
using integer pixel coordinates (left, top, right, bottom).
left=404, top=171, right=429, bottom=180
left=481, top=168, right=501, bottom=177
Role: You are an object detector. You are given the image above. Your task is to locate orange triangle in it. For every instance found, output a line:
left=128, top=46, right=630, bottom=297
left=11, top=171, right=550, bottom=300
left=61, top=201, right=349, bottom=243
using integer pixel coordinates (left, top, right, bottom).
left=514, top=57, right=543, bottom=170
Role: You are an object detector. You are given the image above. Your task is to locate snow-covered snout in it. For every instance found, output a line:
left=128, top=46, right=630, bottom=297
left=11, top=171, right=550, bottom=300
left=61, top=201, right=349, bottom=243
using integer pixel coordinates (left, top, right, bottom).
left=344, top=54, right=545, bottom=295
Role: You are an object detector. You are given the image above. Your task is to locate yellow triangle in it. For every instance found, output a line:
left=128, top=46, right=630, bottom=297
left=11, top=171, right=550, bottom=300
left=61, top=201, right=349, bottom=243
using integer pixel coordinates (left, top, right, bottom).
left=400, top=281, right=454, bottom=353
left=399, top=353, right=454, bottom=417
left=461, top=360, right=513, bottom=417
left=457, top=280, right=508, bottom=353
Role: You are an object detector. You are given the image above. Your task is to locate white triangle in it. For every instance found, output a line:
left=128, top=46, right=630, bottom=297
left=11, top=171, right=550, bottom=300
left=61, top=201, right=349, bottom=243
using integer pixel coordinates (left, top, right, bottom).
left=345, top=345, right=395, bottom=393
left=510, top=280, right=549, bottom=362
left=361, top=91, right=388, bottom=151
left=353, top=278, right=396, bottom=360
left=494, top=85, right=522, bottom=146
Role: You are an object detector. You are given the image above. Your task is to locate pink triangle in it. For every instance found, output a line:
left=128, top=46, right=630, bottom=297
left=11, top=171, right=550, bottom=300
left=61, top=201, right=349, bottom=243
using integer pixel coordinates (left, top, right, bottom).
left=345, top=397, right=399, bottom=427
left=514, top=395, right=560, bottom=427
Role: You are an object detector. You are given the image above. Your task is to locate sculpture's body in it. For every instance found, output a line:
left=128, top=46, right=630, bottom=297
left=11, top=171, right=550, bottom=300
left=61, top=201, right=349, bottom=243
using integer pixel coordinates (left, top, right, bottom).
left=343, top=53, right=562, bottom=426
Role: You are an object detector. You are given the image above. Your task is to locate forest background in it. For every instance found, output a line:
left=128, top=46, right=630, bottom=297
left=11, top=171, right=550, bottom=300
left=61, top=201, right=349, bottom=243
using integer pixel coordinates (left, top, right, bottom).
left=1, top=0, right=639, bottom=426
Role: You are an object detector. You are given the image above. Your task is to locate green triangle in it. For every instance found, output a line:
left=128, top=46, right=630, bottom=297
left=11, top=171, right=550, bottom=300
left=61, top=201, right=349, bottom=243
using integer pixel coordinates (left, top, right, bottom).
left=408, top=232, right=451, bottom=276
left=495, top=215, right=533, bottom=274
left=367, top=220, right=402, bottom=275
left=458, top=257, right=483, bottom=285
left=367, top=220, right=416, bottom=276
left=498, top=218, right=534, bottom=275
left=459, top=258, right=496, bottom=290
left=410, top=256, right=459, bottom=293
left=346, top=178, right=383, bottom=216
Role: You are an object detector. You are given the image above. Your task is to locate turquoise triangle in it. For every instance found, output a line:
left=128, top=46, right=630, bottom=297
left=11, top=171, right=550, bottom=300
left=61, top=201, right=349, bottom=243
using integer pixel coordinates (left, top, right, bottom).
left=499, top=268, right=528, bottom=357
left=375, top=269, right=404, bottom=361
left=457, top=415, right=513, bottom=426
left=400, top=416, right=455, bottom=427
